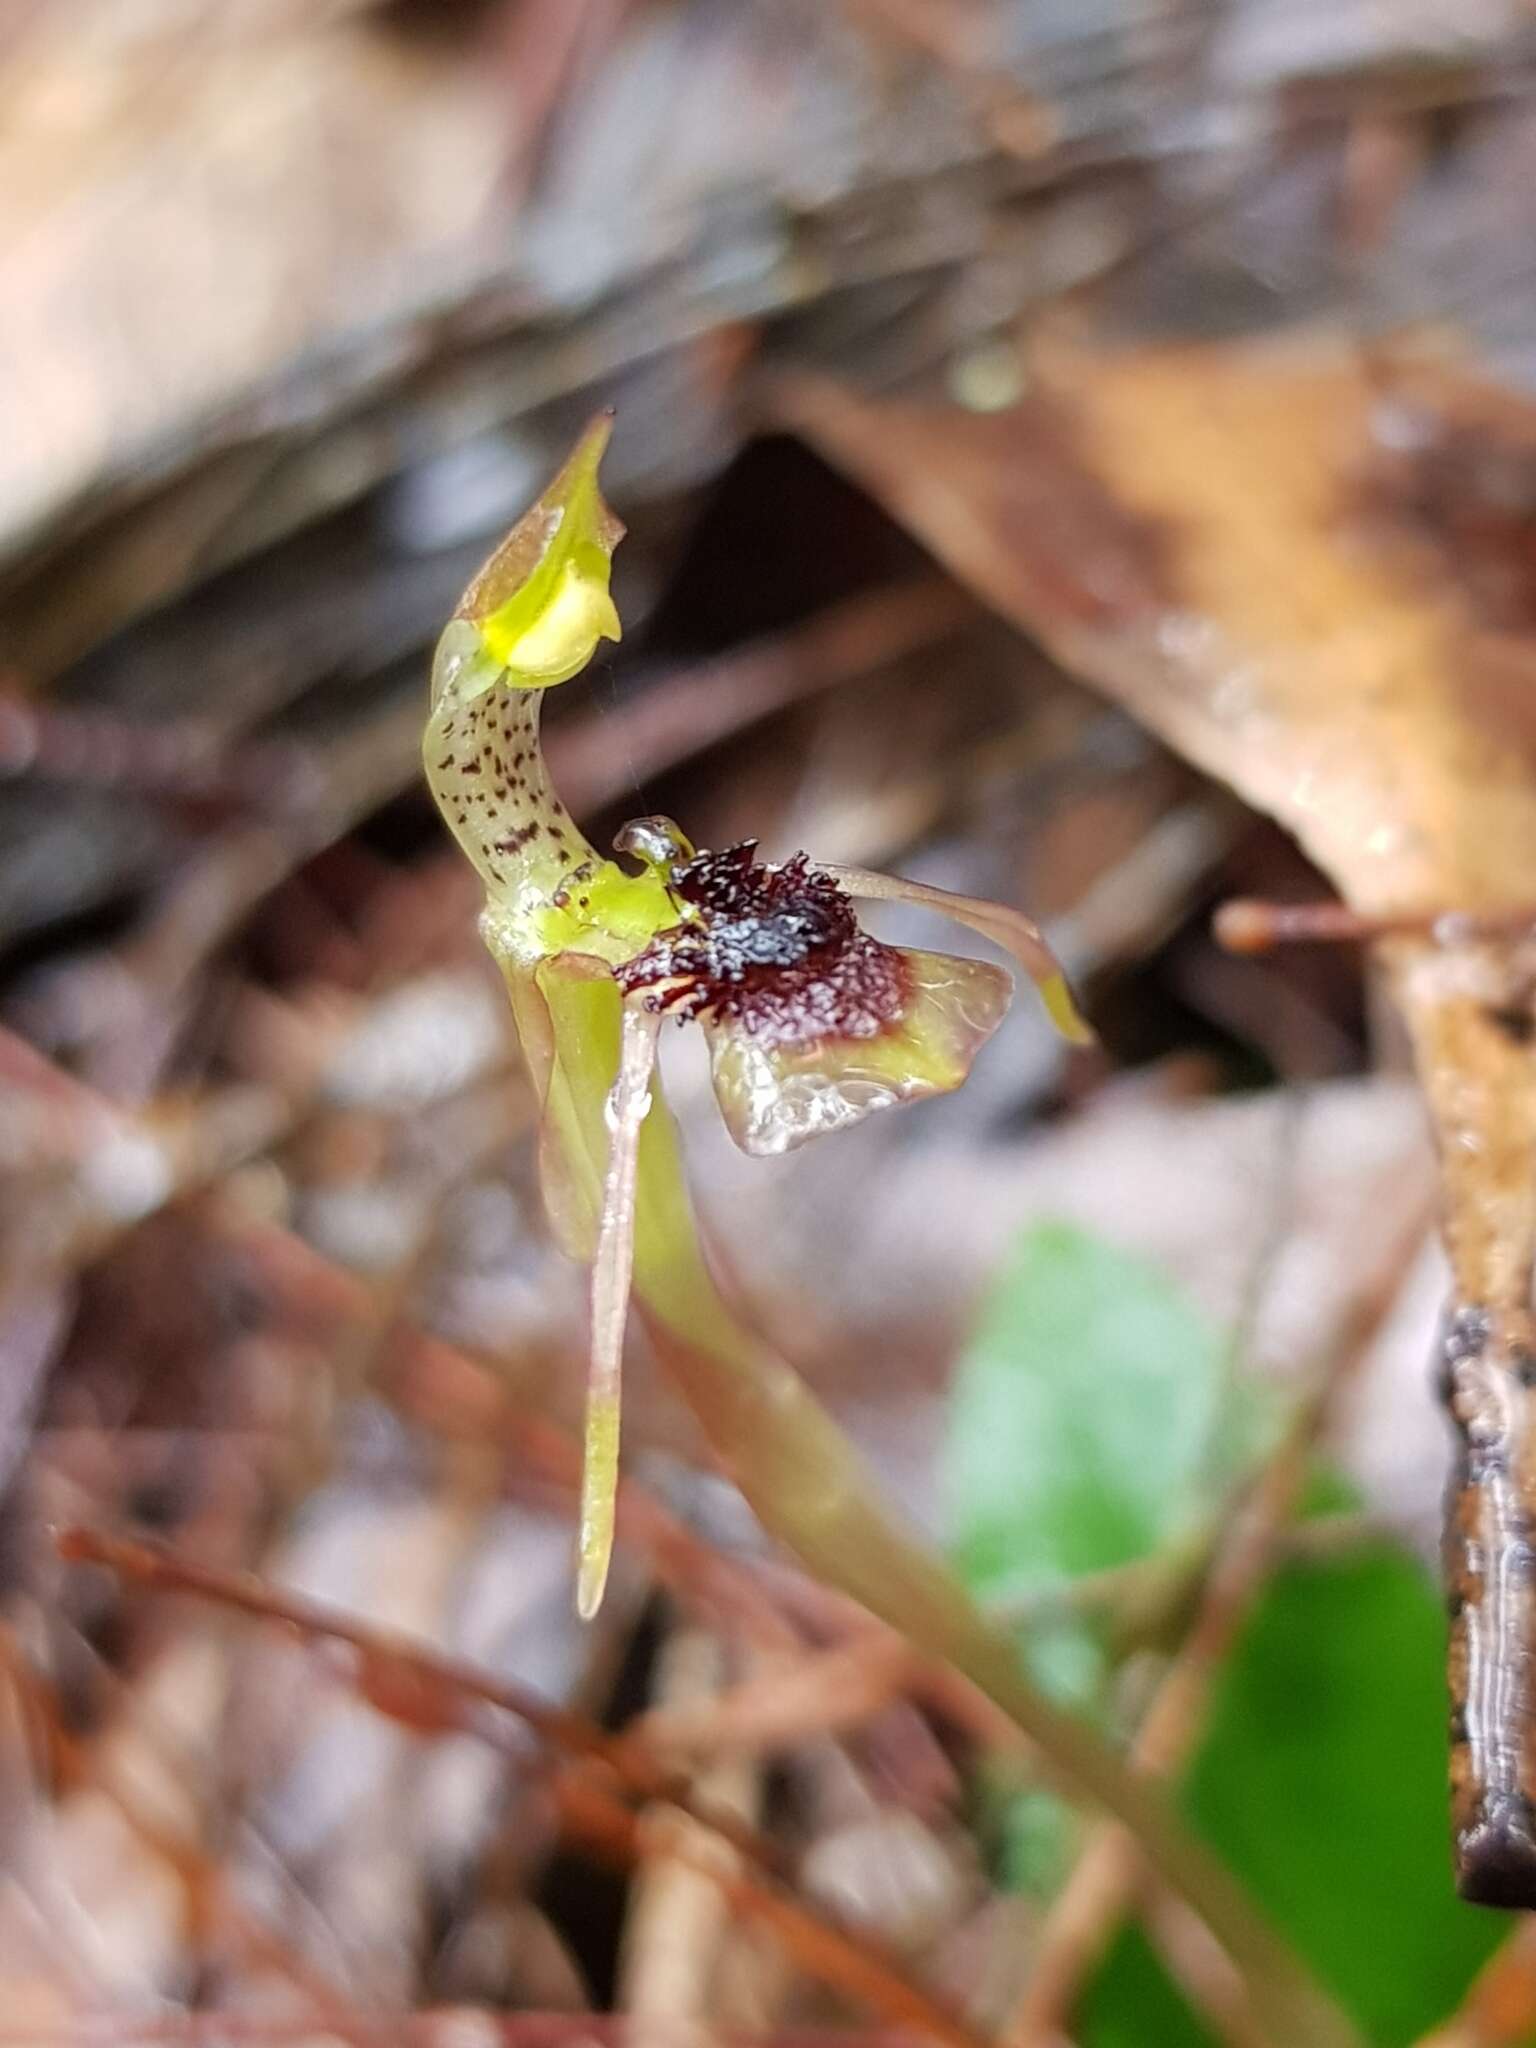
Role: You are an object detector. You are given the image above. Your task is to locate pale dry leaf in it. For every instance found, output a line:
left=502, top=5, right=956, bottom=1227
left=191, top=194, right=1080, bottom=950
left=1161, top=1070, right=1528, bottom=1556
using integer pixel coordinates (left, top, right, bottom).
left=782, top=341, right=1536, bottom=1893
left=780, top=343, right=1536, bottom=1333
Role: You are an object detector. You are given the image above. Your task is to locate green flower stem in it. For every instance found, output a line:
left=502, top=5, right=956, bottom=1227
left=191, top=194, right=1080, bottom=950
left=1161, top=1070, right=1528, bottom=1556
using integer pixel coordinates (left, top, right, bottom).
left=507, top=958, right=1357, bottom=2048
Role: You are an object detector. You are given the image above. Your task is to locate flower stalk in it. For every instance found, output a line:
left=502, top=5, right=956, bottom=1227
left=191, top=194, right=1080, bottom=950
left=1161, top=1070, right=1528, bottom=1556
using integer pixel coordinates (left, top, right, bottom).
left=423, top=417, right=1360, bottom=2048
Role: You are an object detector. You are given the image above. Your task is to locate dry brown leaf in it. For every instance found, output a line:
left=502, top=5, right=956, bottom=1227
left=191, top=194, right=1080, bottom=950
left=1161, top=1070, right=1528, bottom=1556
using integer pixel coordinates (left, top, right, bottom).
left=780, top=340, right=1536, bottom=1902
left=0, top=4, right=508, bottom=559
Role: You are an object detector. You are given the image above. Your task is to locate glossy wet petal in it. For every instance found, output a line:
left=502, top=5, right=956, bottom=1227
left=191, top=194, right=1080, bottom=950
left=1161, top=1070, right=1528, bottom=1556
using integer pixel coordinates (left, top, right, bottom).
left=577, top=1001, right=661, bottom=1620
left=704, top=945, right=1012, bottom=1156
left=824, top=863, right=1093, bottom=1045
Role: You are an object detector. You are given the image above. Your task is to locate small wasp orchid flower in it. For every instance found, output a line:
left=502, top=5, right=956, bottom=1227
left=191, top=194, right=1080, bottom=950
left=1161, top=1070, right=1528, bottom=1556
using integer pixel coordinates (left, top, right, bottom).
left=424, top=415, right=1090, bottom=1617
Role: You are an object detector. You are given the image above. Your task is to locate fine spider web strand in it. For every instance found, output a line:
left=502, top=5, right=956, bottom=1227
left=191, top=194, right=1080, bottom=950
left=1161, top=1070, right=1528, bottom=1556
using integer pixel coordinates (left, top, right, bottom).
left=592, top=646, right=656, bottom=824
left=577, top=1000, right=663, bottom=1620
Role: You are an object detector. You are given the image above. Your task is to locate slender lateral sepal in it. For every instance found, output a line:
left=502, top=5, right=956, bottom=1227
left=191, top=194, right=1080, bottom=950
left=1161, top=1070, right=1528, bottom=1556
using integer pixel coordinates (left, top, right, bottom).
left=823, top=863, right=1095, bottom=1044
left=578, top=1000, right=662, bottom=1618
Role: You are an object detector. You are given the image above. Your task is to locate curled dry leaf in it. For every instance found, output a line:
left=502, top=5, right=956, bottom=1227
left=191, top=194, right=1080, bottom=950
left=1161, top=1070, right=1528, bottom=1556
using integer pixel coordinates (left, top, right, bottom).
left=780, top=342, right=1536, bottom=1904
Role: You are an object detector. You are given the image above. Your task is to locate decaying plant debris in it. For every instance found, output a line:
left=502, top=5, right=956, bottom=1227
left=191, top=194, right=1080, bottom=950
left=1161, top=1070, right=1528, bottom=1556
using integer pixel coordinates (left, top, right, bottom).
left=780, top=345, right=1536, bottom=1904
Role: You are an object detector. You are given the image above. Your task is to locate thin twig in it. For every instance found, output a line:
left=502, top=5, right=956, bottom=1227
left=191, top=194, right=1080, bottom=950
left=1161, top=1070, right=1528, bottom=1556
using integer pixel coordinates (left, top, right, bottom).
left=56, top=1526, right=673, bottom=1796
left=619, top=1629, right=765, bottom=2033
left=548, top=578, right=976, bottom=815
left=57, top=1527, right=992, bottom=2048
left=223, top=1207, right=805, bottom=1653
left=633, top=1633, right=922, bottom=1761
left=552, top=1769, right=989, bottom=2048
left=0, top=1626, right=356, bottom=2020
left=0, top=2020, right=933, bottom=2048
left=1213, top=896, right=1536, bottom=956
left=0, top=683, right=323, bottom=813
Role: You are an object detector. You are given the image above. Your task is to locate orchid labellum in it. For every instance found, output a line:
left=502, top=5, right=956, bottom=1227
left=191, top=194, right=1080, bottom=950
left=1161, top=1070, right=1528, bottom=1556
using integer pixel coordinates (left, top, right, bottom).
left=423, top=415, right=1088, bottom=1617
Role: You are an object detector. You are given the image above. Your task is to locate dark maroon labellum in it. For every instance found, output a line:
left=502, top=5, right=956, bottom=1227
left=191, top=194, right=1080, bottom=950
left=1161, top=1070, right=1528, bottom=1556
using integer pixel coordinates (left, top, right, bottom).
left=615, top=841, right=909, bottom=1050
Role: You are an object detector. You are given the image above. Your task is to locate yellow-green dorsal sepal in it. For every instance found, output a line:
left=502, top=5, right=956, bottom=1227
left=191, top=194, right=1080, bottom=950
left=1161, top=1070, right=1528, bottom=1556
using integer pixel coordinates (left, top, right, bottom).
left=460, top=412, right=625, bottom=688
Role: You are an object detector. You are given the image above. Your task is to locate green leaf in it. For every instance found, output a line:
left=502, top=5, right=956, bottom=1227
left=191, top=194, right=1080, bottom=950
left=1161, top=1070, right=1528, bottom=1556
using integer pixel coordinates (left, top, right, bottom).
left=1178, top=1541, right=1502, bottom=2043
left=1080, top=1926, right=1217, bottom=2048
left=946, top=1220, right=1233, bottom=1698
left=947, top=1221, right=1240, bottom=1895
left=1078, top=1541, right=1505, bottom=2045
left=946, top=1220, right=1504, bottom=2044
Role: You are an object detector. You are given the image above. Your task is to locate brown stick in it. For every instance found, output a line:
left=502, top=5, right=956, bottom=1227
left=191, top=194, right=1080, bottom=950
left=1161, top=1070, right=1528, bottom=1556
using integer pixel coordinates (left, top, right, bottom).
left=1220, top=898, right=1536, bottom=1904
left=225, top=1207, right=805, bottom=1654
left=1438, top=1302, right=1536, bottom=1906
left=0, top=2021, right=929, bottom=2048
left=57, top=1528, right=991, bottom=2048
left=57, top=1526, right=683, bottom=1802
left=548, top=578, right=975, bottom=816
left=551, top=1771, right=988, bottom=2048
left=1213, top=896, right=1536, bottom=955
left=1385, top=940, right=1536, bottom=1907
left=0, top=680, right=324, bottom=812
